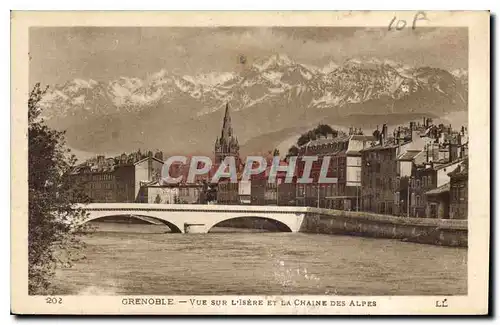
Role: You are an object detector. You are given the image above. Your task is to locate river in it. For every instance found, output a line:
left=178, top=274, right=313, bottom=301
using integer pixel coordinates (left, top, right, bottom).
left=52, top=222, right=467, bottom=296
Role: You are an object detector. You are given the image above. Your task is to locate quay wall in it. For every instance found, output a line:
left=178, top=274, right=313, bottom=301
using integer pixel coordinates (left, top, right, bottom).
left=300, top=208, right=468, bottom=247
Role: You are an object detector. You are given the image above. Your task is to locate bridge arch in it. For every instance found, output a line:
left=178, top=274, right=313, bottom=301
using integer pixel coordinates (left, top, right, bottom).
left=206, top=215, right=294, bottom=233
left=84, top=213, right=183, bottom=233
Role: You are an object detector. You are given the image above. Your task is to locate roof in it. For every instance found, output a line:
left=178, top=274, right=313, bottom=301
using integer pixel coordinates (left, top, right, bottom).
left=141, top=180, right=204, bottom=188
left=434, top=158, right=466, bottom=171
left=448, top=158, right=468, bottom=177
left=425, top=183, right=450, bottom=196
left=350, top=135, right=375, bottom=141
left=360, top=139, right=411, bottom=152
left=133, top=156, right=165, bottom=165
left=397, top=150, right=422, bottom=161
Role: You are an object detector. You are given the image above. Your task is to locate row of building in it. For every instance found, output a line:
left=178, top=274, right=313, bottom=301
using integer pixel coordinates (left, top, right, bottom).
left=69, top=104, right=469, bottom=220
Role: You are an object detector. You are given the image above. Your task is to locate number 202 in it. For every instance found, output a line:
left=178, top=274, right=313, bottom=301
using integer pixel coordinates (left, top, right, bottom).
left=45, top=297, right=63, bottom=304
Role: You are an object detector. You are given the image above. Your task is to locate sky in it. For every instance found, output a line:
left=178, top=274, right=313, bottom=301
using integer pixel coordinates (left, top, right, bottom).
left=29, top=26, right=468, bottom=87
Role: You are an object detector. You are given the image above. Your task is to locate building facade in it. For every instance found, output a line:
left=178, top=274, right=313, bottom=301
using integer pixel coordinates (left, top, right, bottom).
left=69, top=156, right=135, bottom=203
left=134, top=156, right=164, bottom=199
left=448, top=159, right=468, bottom=219
left=137, top=182, right=203, bottom=204
left=70, top=152, right=164, bottom=203
left=295, top=129, right=373, bottom=210
left=217, top=180, right=239, bottom=205
left=250, top=164, right=296, bottom=206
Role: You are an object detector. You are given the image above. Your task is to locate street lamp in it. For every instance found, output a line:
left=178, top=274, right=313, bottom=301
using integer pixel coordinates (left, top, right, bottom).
left=317, top=183, right=320, bottom=208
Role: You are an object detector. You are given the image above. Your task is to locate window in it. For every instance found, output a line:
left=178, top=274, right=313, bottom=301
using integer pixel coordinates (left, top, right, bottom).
left=430, top=204, right=438, bottom=218
left=459, top=185, right=466, bottom=200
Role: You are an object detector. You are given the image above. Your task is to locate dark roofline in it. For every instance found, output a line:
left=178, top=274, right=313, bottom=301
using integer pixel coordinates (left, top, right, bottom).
left=134, top=156, right=165, bottom=165
left=143, top=183, right=204, bottom=188
left=424, top=183, right=450, bottom=196
left=434, top=158, right=466, bottom=170
left=359, top=139, right=412, bottom=152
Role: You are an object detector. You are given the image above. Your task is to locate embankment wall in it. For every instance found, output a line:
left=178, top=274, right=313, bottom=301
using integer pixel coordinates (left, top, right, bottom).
left=300, top=208, right=467, bottom=247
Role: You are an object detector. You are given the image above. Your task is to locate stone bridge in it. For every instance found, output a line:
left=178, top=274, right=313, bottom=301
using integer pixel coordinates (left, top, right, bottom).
left=75, top=203, right=309, bottom=233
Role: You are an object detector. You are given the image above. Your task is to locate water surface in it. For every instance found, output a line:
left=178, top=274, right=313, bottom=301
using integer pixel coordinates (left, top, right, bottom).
left=53, top=222, right=467, bottom=295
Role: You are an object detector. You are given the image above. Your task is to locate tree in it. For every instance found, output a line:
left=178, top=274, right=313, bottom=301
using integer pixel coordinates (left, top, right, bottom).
left=28, top=83, right=90, bottom=295
left=290, top=124, right=339, bottom=154
left=287, top=145, right=299, bottom=157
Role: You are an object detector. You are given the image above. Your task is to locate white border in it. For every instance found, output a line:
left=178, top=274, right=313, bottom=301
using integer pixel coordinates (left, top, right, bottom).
left=4, top=4, right=494, bottom=322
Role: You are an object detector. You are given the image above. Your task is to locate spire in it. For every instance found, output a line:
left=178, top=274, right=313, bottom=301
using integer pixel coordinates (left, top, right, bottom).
left=220, top=102, right=233, bottom=141
left=214, top=102, right=239, bottom=165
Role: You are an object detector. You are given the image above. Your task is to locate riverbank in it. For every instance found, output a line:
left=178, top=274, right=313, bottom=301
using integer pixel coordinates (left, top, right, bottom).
left=301, top=208, right=467, bottom=247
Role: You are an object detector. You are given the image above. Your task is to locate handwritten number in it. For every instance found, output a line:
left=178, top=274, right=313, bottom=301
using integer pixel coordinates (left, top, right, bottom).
left=388, top=16, right=396, bottom=31
left=389, top=16, right=407, bottom=31
left=389, top=12, right=428, bottom=31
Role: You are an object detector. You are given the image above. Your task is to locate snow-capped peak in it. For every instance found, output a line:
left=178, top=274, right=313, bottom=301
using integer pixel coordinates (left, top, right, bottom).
left=150, top=69, right=169, bottom=81
left=182, top=72, right=236, bottom=87
left=39, top=56, right=468, bottom=125
left=73, top=78, right=98, bottom=88
left=343, top=58, right=363, bottom=67
left=451, top=68, right=468, bottom=79
left=63, top=78, right=99, bottom=93
left=253, top=54, right=295, bottom=71
left=321, top=61, right=339, bottom=74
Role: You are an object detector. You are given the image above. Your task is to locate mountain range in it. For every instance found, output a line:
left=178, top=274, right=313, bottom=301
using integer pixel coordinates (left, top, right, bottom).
left=38, top=54, right=468, bottom=160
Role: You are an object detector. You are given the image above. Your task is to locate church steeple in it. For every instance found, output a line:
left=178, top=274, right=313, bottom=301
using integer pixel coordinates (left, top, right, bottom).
left=221, top=102, right=233, bottom=140
left=214, top=102, right=239, bottom=165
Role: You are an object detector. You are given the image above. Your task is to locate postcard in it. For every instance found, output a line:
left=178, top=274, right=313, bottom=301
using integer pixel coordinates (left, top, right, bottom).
left=11, top=11, right=490, bottom=315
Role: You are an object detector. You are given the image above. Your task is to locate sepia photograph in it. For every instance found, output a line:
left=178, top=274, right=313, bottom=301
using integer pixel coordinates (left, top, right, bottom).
left=11, top=11, right=490, bottom=315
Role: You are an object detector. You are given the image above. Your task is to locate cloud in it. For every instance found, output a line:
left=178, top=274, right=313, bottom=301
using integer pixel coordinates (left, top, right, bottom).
left=30, top=27, right=467, bottom=87
left=165, top=27, right=467, bottom=73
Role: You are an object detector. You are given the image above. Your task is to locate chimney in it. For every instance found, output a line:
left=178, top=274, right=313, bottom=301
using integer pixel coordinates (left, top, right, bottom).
left=155, top=151, right=164, bottom=161
left=380, top=124, right=387, bottom=146
left=97, top=155, right=105, bottom=167
left=395, top=127, right=402, bottom=153
left=409, top=121, right=417, bottom=141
